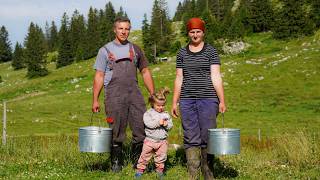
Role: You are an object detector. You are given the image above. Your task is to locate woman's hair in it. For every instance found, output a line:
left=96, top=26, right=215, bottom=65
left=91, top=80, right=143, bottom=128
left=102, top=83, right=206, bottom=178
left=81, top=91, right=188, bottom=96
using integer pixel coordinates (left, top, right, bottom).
left=149, top=87, right=170, bottom=107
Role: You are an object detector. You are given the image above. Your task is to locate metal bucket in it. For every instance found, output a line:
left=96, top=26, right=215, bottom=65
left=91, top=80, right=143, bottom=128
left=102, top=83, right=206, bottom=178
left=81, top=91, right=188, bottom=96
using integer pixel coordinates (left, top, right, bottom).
left=207, top=113, right=240, bottom=155
left=79, top=126, right=112, bottom=153
left=78, top=113, right=112, bottom=153
left=207, top=128, right=240, bottom=155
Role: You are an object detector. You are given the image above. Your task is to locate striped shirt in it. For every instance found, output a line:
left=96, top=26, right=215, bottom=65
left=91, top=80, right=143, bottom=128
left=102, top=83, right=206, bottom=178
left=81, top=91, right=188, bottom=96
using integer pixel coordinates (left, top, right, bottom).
left=176, top=43, right=221, bottom=99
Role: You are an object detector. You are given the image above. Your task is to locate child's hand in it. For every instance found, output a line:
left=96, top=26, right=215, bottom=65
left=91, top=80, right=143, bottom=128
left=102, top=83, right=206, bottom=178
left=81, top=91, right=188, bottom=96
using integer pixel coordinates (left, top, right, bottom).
left=163, top=120, right=168, bottom=127
left=159, top=119, right=164, bottom=125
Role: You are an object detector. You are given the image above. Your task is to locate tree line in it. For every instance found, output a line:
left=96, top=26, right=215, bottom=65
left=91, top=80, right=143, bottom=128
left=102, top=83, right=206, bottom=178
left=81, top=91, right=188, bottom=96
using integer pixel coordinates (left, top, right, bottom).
left=1, top=0, right=320, bottom=79
left=0, top=2, right=128, bottom=78
left=173, top=0, right=319, bottom=47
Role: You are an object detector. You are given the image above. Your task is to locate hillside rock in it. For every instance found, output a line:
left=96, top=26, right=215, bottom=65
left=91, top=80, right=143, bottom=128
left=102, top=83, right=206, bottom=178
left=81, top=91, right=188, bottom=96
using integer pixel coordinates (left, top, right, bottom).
left=222, top=40, right=251, bottom=54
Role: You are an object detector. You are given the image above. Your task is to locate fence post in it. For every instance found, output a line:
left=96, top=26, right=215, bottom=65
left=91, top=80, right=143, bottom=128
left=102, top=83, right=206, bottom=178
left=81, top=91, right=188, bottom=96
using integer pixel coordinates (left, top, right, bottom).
left=2, top=101, right=6, bottom=145
left=258, top=128, right=261, bottom=142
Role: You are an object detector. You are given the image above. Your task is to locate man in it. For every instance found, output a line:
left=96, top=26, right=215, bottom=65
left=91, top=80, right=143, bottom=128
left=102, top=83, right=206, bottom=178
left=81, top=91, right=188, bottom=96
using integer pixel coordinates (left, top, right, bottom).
left=92, top=17, right=154, bottom=172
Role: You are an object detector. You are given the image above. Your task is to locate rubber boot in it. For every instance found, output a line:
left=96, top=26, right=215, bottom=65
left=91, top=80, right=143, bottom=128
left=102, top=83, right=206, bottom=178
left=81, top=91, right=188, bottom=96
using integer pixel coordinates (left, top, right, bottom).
left=131, top=142, right=143, bottom=169
left=185, top=147, right=201, bottom=180
left=111, top=143, right=123, bottom=172
left=201, top=148, right=214, bottom=180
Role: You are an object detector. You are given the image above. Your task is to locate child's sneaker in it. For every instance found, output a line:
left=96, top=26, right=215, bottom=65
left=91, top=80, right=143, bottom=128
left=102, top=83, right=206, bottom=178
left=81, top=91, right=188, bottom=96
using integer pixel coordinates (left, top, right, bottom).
left=134, top=172, right=143, bottom=179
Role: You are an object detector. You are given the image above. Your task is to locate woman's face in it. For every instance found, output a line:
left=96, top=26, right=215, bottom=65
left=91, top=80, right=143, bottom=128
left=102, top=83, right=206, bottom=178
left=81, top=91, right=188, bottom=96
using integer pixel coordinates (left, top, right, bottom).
left=188, top=29, right=204, bottom=44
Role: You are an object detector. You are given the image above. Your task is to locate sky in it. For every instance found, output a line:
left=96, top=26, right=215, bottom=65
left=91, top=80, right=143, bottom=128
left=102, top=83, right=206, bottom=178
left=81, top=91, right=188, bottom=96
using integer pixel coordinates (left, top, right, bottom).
left=0, top=0, right=182, bottom=47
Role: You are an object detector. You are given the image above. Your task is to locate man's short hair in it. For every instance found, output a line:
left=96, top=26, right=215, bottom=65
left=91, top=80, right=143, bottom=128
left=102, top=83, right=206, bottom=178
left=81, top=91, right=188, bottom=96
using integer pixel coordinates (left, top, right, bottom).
left=113, top=17, right=131, bottom=28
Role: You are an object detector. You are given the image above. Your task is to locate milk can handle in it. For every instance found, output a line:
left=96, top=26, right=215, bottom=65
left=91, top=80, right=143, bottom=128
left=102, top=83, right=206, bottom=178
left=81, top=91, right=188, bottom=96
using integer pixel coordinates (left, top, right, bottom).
left=90, top=112, right=102, bottom=128
left=221, top=113, right=225, bottom=133
left=222, top=113, right=224, bottom=129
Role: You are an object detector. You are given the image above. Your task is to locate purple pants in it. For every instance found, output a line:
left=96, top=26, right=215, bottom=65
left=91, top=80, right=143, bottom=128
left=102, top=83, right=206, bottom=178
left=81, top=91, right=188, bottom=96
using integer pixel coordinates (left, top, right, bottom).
left=180, top=98, right=219, bottom=149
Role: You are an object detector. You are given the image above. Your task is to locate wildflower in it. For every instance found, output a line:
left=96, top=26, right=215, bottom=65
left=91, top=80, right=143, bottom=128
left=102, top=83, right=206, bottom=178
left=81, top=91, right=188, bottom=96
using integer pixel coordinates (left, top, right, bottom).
left=106, top=117, right=113, bottom=124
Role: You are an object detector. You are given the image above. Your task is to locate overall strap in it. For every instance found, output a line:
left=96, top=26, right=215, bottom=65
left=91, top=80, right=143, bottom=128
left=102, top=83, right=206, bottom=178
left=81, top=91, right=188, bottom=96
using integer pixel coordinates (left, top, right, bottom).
left=129, top=43, right=138, bottom=66
left=103, top=46, right=115, bottom=70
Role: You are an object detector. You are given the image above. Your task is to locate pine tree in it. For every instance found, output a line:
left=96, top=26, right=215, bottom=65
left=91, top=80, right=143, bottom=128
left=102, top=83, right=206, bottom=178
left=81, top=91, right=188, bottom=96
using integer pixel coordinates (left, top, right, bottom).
left=70, top=10, right=86, bottom=61
left=245, top=0, right=274, bottom=33
left=201, top=9, right=221, bottom=42
left=57, top=13, right=73, bottom=68
left=310, top=0, right=320, bottom=28
left=104, top=2, right=116, bottom=43
left=11, top=42, right=25, bottom=70
left=173, top=2, right=184, bottom=21
left=272, top=0, right=315, bottom=39
left=219, top=0, right=248, bottom=39
left=211, top=0, right=234, bottom=21
left=150, top=0, right=172, bottom=56
left=0, top=26, right=12, bottom=63
left=44, top=21, right=50, bottom=52
left=180, top=0, right=197, bottom=37
left=211, top=0, right=222, bottom=20
left=116, top=6, right=128, bottom=18
left=85, top=7, right=100, bottom=59
left=48, top=21, right=59, bottom=52
left=142, top=14, right=155, bottom=63
left=98, top=9, right=109, bottom=47
left=225, top=12, right=245, bottom=39
left=24, top=22, right=48, bottom=78
left=195, top=0, right=207, bottom=17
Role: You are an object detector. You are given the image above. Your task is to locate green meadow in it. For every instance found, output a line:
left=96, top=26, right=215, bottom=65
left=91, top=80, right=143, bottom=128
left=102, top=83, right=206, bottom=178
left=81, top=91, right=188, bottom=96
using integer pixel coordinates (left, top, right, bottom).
left=0, top=31, right=319, bottom=179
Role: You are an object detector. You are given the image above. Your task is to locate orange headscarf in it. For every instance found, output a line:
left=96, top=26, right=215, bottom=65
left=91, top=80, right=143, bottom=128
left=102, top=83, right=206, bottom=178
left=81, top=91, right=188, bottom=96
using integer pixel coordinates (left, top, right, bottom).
left=187, top=17, right=205, bottom=32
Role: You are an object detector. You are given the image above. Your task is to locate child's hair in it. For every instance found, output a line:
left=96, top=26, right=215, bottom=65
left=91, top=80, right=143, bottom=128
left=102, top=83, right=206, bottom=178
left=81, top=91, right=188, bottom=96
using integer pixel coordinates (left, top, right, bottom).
left=149, top=87, right=170, bottom=107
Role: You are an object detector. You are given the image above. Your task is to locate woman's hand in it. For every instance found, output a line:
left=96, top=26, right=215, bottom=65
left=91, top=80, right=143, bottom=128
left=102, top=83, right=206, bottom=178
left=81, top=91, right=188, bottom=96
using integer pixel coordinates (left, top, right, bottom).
left=219, top=102, right=226, bottom=113
left=171, top=103, right=179, bottom=118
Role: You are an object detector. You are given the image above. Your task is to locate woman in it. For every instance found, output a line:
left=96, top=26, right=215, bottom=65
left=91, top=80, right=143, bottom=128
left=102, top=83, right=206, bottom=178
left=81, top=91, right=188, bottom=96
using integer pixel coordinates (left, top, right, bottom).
left=171, top=17, right=226, bottom=180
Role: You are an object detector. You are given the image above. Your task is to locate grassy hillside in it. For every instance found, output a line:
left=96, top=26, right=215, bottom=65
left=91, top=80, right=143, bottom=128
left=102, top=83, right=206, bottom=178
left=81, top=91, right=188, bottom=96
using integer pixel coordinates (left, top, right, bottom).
left=0, top=30, right=320, bottom=179
left=1, top=31, right=319, bottom=138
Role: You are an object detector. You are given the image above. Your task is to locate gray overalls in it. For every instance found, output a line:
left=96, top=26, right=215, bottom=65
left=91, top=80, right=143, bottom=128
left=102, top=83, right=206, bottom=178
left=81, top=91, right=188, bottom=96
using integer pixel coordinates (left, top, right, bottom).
left=103, top=43, right=146, bottom=145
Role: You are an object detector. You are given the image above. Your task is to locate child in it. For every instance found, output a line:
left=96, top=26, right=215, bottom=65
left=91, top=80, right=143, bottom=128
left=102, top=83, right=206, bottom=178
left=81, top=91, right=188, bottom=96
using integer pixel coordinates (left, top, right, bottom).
left=135, top=87, right=173, bottom=178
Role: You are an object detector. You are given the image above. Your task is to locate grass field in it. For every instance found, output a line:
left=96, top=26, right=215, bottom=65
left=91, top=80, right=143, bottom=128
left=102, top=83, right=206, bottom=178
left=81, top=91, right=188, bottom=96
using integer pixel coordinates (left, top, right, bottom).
left=0, top=30, right=320, bottom=179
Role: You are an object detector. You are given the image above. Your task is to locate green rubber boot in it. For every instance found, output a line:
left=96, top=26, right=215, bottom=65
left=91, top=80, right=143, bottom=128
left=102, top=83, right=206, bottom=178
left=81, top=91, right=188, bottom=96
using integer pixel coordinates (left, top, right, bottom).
left=185, top=147, right=201, bottom=180
left=201, top=148, right=214, bottom=180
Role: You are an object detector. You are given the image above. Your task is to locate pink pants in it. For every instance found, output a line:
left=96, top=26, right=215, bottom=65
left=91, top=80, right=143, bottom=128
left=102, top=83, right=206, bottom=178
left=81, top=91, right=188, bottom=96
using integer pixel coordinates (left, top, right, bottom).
left=136, top=138, right=168, bottom=173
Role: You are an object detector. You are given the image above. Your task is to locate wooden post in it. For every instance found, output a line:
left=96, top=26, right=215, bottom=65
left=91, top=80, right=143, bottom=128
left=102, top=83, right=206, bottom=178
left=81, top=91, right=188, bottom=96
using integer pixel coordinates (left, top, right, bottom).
left=258, top=128, right=261, bottom=142
left=2, top=101, right=6, bottom=145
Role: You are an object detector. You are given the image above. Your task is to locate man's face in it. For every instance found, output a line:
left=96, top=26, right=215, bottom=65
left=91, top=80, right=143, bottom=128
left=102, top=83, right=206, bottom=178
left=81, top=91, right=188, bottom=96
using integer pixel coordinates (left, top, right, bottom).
left=188, top=29, right=204, bottom=44
left=114, top=21, right=131, bottom=43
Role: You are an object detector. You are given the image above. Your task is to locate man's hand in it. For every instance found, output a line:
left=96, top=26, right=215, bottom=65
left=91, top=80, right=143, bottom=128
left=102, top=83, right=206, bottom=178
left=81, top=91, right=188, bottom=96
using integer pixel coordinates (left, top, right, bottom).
left=92, top=100, right=100, bottom=113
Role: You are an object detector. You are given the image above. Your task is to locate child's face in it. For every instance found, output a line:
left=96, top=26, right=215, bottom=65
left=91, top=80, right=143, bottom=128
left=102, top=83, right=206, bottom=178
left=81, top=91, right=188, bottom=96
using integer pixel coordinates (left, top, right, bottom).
left=153, top=101, right=165, bottom=113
